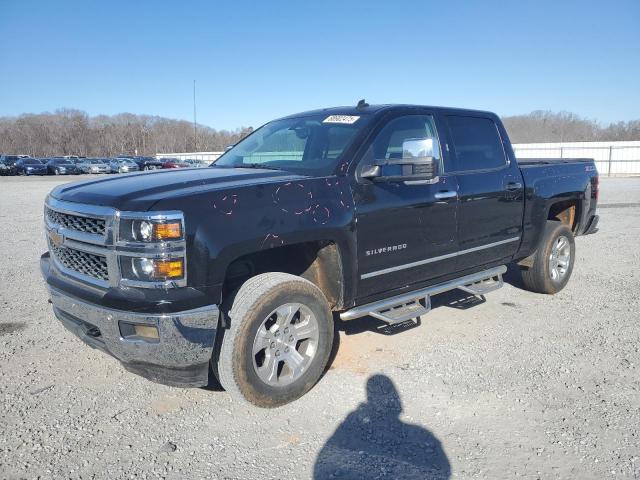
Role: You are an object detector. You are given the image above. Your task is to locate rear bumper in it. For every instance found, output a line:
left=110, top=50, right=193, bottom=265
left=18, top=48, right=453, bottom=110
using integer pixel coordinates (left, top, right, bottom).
left=44, top=281, right=219, bottom=388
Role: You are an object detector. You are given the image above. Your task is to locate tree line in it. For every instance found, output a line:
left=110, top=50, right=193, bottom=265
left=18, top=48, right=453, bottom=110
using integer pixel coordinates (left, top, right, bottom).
left=502, top=110, right=640, bottom=144
left=0, top=109, right=638, bottom=157
left=0, top=109, right=253, bottom=157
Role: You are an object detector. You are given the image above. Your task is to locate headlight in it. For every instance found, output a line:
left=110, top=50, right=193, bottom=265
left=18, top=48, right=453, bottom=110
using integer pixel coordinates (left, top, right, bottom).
left=116, top=211, right=186, bottom=286
left=120, top=257, right=185, bottom=281
left=119, top=218, right=183, bottom=242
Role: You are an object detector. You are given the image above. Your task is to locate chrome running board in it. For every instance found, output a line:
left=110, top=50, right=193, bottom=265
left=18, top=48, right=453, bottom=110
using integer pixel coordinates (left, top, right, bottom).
left=340, top=265, right=507, bottom=324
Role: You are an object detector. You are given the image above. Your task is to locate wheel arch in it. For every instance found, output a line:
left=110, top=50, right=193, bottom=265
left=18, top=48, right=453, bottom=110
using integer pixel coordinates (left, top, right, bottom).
left=546, top=197, right=582, bottom=233
left=220, top=240, right=346, bottom=311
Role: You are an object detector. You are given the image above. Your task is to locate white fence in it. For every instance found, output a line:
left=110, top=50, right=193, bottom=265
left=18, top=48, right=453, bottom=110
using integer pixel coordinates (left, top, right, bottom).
left=513, top=141, right=640, bottom=176
left=155, top=151, right=223, bottom=162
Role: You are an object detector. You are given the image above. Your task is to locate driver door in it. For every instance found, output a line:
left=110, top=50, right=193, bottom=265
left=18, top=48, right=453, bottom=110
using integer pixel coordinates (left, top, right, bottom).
left=352, top=112, right=459, bottom=300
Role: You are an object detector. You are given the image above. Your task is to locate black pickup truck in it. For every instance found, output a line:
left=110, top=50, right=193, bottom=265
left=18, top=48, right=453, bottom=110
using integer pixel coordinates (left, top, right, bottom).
left=41, top=103, right=599, bottom=407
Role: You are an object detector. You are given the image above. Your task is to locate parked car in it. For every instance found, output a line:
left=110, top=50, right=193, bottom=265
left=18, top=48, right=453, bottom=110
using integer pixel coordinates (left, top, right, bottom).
left=109, top=158, right=140, bottom=174
left=121, top=156, right=164, bottom=171
left=161, top=158, right=190, bottom=169
left=183, top=158, right=207, bottom=168
left=14, top=157, right=48, bottom=175
left=45, top=157, right=80, bottom=175
left=0, top=155, right=20, bottom=175
left=77, top=158, right=110, bottom=174
left=40, top=103, right=599, bottom=407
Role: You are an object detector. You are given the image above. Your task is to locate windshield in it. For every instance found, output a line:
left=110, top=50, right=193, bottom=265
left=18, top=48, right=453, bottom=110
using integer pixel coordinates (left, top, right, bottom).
left=23, top=159, right=40, bottom=164
left=214, top=113, right=369, bottom=176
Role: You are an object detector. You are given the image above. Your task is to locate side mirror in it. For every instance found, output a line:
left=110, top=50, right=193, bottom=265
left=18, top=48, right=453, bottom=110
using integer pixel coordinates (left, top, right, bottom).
left=361, top=138, right=440, bottom=183
left=225, top=144, right=235, bottom=152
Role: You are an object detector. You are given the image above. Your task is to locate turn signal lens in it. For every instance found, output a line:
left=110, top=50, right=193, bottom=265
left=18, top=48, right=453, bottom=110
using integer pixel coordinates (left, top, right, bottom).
left=153, top=259, right=184, bottom=279
left=153, top=222, right=182, bottom=240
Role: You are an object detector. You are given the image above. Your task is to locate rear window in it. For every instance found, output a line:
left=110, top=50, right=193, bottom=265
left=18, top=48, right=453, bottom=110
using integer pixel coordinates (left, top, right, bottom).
left=446, top=116, right=506, bottom=171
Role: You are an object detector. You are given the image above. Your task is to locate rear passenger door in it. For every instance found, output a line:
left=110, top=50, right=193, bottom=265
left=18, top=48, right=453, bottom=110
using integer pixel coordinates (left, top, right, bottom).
left=444, top=114, right=524, bottom=270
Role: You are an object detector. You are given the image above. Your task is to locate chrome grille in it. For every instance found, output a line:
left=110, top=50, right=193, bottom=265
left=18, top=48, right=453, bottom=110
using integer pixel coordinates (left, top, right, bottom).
left=46, top=208, right=105, bottom=236
left=50, top=244, right=109, bottom=281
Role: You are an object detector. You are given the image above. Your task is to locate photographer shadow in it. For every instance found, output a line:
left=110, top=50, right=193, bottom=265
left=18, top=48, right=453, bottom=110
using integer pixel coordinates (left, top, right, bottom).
left=314, top=374, right=450, bottom=479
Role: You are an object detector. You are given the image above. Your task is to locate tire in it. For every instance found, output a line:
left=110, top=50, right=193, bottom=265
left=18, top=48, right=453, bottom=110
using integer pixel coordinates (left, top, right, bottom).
left=217, top=272, right=334, bottom=408
left=520, top=220, right=575, bottom=294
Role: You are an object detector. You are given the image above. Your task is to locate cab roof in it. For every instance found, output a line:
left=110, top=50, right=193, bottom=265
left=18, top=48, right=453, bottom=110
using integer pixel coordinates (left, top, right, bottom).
left=279, top=104, right=497, bottom=121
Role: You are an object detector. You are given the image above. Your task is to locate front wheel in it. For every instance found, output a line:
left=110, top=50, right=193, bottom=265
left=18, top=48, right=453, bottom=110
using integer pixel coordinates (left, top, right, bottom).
left=520, top=220, right=575, bottom=294
left=216, top=272, right=334, bottom=408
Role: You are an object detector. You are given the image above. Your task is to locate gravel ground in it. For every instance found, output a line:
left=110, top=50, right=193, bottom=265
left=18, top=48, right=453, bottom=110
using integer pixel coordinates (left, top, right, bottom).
left=0, top=175, right=639, bottom=479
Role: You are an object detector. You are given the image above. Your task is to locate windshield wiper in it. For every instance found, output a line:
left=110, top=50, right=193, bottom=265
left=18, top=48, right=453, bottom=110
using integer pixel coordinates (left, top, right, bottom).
left=235, top=163, right=285, bottom=171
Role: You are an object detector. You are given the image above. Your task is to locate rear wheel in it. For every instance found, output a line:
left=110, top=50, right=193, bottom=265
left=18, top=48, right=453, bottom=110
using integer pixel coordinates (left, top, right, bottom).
left=520, top=220, right=575, bottom=294
left=216, top=272, right=333, bottom=407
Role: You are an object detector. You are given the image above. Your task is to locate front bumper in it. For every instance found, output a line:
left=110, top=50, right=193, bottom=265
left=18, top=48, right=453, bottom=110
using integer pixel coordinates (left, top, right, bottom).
left=582, top=214, right=599, bottom=235
left=43, top=277, right=219, bottom=388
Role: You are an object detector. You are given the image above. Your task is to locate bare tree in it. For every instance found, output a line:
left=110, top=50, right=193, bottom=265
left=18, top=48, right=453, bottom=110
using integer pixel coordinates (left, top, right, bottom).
left=0, top=109, right=254, bottom=157
left=502, top=110, right=639, bottom=143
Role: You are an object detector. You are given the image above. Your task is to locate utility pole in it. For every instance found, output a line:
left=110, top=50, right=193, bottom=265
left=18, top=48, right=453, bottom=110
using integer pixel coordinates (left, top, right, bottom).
left=193, top=80, right=197, bottom=152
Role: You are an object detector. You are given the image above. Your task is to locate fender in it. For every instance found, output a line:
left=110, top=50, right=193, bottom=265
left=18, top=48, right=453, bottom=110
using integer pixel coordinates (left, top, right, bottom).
left=152, top=176, right=358, bottom=307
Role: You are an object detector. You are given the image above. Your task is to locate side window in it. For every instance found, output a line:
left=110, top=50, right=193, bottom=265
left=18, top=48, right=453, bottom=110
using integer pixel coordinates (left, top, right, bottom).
left=446, top=115, right=506, bottom=171
left=361, top=115, right=442, bottom=172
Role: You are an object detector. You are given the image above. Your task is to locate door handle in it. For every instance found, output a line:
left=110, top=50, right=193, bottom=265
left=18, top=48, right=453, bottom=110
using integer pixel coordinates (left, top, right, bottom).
left=434, top=190, right=457, bottom=200
left=506, top=182, right=523, bottom=191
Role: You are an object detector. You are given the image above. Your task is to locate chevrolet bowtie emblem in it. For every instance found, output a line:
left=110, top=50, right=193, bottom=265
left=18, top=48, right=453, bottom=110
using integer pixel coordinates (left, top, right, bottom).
left=49, top=229, right=64, bottom=247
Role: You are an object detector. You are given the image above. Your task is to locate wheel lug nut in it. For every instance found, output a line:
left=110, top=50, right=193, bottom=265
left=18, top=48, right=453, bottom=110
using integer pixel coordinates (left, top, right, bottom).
left=284, top=347, right=289, bottom=353
left=275, top=350, right=280, bottom=357
left=284, top=327, right=289, bottom=334
left=270, top=342, right=275, bottom=349
left=289, top=336, right=294, bottom=342
left=274, top=331, right=279, bottom=336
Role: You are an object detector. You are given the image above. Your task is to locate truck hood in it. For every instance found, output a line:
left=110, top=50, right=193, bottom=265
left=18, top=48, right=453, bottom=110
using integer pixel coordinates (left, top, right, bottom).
left=49, top=167, right=306, bottom=211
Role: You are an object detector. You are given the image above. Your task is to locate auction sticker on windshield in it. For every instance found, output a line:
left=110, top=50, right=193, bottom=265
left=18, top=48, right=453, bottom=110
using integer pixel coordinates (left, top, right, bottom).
left=322, top=115, right=360, bottom=124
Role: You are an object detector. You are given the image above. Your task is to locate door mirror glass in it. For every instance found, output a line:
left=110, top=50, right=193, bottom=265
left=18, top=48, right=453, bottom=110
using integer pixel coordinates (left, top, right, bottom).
left=402, top=137, right=437, bottom=160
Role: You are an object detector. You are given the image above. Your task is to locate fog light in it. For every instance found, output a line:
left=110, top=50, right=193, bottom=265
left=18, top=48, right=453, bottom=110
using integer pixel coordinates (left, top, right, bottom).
left=119, top=322, right=159, bottom=342
left=134, top=325, right=159, bottom=340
